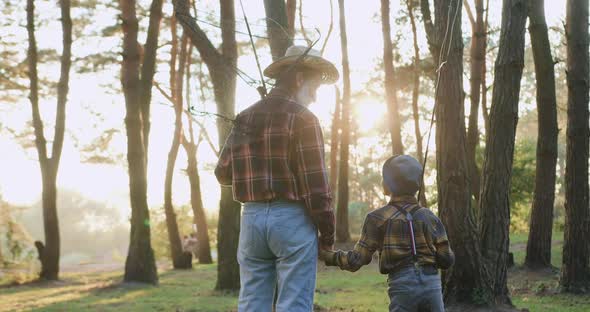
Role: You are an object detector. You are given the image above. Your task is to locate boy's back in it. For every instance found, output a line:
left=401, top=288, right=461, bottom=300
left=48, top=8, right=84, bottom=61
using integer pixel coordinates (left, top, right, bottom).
left=325, top=196, right=454, bottom=274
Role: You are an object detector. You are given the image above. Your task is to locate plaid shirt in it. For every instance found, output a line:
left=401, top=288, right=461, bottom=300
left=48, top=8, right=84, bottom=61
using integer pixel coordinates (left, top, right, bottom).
left=324, top=196, right=454, bottom=274
left=215, top=88, right=335, bottom=246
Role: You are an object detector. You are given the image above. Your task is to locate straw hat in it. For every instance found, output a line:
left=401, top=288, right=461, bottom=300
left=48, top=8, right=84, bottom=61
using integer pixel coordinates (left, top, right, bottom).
left=263, top=45, right=339, bottom=84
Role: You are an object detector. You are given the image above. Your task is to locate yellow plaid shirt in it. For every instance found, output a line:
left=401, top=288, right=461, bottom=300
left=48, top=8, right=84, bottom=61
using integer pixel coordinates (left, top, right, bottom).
left=325, top=196, right=454, bottom=274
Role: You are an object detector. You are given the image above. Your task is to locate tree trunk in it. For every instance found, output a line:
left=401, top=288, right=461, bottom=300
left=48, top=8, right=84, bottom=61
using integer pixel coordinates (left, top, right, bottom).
left=286, top=0, right=296, bottom=39
left=336, top=0, right=351, bottom=243
left=26, top=0, right=71, bottom=281
left=174, top=0, right=240, bottom=290
left=479, top=0, right=527, bottom=304
left=406, top=0, right=427, bottom=207
left=39, top=168, right=59, bottom=280
left=421, top=0, right=493, bottom=305
left=138, top=0, right=163, bottom=155
left=183, top=45, right=213, bottom=265
left=481, top=0, right=490, bottom=135
left=119, top=0, right=159, bottom=284
left=185, top=143, right=213, bottom=264
left=330, top=87, right=341, bottom=192
left=380, top=0, right=404, bottom=155
left=164, top=33, right=191, bottom=269
left=263, top=0, right=292, bottom=60
left=466, top=0, right=485, bottom=203
left=524, top=0, right=558, bottom=270
left=560, top=0, right=590, bottom=294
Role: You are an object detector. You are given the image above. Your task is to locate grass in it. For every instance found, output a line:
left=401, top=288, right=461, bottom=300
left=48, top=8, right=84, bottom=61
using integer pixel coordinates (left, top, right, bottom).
left=0, top=231, right=588, bottom=312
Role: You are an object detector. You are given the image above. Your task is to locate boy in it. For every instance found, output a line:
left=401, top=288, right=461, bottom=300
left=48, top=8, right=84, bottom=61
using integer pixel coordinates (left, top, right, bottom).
left=320, top=155, right=454, bottom=312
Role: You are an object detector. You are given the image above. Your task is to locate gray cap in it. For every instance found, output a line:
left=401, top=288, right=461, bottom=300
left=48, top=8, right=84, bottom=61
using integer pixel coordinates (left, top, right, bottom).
left=382, top=155, right=423, bottom=195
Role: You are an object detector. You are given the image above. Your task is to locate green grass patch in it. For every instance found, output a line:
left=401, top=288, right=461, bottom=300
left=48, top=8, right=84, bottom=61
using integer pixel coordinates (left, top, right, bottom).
left=1, top=232, right=587, bottom=312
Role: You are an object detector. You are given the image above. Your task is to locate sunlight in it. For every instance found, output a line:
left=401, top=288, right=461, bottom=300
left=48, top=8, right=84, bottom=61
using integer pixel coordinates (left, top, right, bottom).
left=353, top=97, right=388, bottom=134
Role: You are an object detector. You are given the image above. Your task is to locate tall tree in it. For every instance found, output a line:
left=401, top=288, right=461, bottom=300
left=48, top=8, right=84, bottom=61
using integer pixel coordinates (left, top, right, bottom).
left=524, top=0, right=558, bottom=270
left=380, top=0, right=404, bottom=155
left=182, top=51, right=214, bottom=264
left=263, top=0, right=292, bottom=60
left=25, top=0, right=71, bottom=281
left=420, top=0, right=493, bottom=305
left=119, top=0, right=163, bottom=284
left=174, top=0, right=240, bottom=290
left=479, top=0, right=527, bottom=304
left=464, top=0, right=486, bottom=202
left=163, top=30, right=192, bottom=269
left=561, top=0, right=590, bottom=294
left=336, top=0, right=351, bottom=243
left=406, top=0, right=427, bottom=206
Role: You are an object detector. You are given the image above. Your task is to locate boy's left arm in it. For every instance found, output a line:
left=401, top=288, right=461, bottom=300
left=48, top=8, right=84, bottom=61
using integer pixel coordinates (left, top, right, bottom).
left=321, top=215, right=381, bottom=272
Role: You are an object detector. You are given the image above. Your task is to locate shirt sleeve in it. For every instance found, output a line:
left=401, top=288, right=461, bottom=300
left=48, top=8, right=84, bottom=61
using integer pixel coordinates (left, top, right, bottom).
left=428, top=213, right=455, bottom=269
left=332, top=214, right=381, bottom=272
left=293, top=111, right=335, bottom=246
left=214, top=127, right=234, bottom=186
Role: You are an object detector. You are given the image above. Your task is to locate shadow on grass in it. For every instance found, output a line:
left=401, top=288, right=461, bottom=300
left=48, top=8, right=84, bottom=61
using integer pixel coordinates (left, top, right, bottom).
left=1, top=265, right=239, bottom=312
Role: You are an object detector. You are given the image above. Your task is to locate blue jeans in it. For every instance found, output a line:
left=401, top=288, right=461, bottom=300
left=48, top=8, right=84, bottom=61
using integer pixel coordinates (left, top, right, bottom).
left=387, top=266, right=445, bottom=312
left=237, top=200, right=318, bottom=312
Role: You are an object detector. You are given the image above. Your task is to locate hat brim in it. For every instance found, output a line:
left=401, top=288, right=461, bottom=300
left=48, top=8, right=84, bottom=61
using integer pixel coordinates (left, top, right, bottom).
left=263, top=55, right=339, bottom=84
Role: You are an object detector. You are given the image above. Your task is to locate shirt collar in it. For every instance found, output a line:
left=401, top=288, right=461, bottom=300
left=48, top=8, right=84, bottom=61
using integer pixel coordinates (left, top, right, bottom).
left=388, top=195, right=418, bottom=205
left=267, top=87, right=297, bottom=102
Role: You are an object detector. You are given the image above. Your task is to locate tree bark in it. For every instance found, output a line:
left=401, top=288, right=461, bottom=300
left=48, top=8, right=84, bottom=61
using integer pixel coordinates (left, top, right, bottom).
left=421, top=0, right=493, bottom=305
left=481, top=0, right=490, bottom=134
left=119, top=0, right=159, bottom=284
left=406, top=0, right=427, bottom=207
left=465, top=0, right=485, bottom=202
left=286, top=0, right=296, bottom=39
left=263, top=0, right=292, bottom=60
left=336, top=0, right=351, bottom=243
left=479, top=0, right=527, bottom=304
left=164, top=33, right=191, bottom=269
left=380, top=0, right=404, bottom=155
left=26, top=0, right=71, bottom=281
left=138, top=0, right=163, bottom=155
left=183, top=46, right=213, bottom=265
left=184, top=141, right=214, bottom=264
left=173, top=0, right=240, bottom=290
left=524, top=0, right=558, bottom=270
left=560, top=0, right=590, bottom=294
left=330, top=87, right=341, bottom=192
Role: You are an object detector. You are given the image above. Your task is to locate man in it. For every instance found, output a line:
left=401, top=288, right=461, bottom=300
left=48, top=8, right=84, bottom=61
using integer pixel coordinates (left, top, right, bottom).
left=215, top=45, right=339, bottom=312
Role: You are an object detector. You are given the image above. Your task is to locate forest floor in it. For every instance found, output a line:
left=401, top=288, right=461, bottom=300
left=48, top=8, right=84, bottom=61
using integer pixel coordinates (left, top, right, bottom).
left=1, top=232, right=589, bottom=312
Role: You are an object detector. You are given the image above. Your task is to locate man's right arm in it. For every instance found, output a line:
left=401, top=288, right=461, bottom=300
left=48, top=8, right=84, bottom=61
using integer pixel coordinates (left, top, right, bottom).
left=293, top=111, right=335, bottom=249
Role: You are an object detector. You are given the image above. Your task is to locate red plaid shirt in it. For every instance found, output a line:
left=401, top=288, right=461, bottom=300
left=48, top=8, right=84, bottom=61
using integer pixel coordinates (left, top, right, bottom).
left=215, top=88, right=335, bottom=246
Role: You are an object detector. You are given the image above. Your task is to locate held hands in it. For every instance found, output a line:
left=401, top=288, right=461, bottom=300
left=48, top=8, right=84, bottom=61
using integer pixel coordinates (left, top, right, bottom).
left=318, top=243, right=339, bottom=266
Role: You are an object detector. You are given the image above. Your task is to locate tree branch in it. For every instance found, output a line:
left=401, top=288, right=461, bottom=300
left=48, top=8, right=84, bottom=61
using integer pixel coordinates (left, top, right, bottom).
left=463, top=0, right=475, bottom=28
left=419, top=0, right=437, bottom=60
left=154, top=81, right=175, bottom=103
left=26, top=0, right=48, bottom=164
left=299, top=0, right=312, bottom=44
left=320, top=0, right=334, bottom=55
left=173, top=0, right=222, bottom=70
left=51, top=0, right=72, bottom=168
left=139, top=0, right=164, bottom=153
left=195, top=120, right=219, bottom=157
